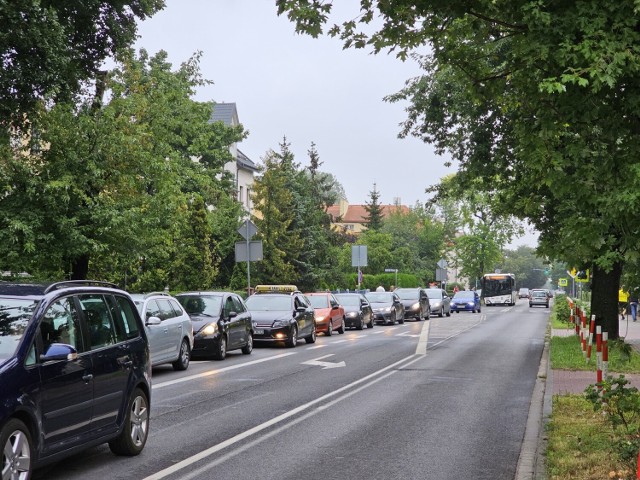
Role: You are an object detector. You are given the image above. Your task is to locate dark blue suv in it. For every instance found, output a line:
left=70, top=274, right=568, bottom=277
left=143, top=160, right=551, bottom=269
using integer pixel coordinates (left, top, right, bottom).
left=0, top=281, right=151, bottom=478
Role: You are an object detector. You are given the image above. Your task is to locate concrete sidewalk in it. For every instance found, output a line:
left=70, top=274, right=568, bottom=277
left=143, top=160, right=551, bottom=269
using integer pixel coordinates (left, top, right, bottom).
left=551, top=315, right=640, bottom=394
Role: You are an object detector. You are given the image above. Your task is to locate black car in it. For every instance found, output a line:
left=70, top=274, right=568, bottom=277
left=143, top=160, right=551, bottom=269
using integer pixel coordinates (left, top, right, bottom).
left=0, top=281, right=151, bottom=480
left=365, top=291, right=405, bottom=325
left=394, top=287, right=430, bottom=321
left=176, top=291, right=253, bottom=360
left=334, top=293, right=373, bottom=330
left=244, top=285, right=316, bottom=347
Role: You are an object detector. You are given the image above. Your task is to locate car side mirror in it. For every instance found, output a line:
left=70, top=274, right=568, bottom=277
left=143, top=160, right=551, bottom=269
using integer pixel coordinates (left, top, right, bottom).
left=361, top=302, right=369, bottom=308
left=228, top=311, right=238, bottom=318
left=146, top=316, right=162, bottom=326
left=296, top=306, right=307, bottom=313
left=40, top=343, right=78, bottom=362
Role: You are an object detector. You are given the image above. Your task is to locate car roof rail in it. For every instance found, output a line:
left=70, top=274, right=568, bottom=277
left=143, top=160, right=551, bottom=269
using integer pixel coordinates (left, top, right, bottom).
left=44, top=280, right=120, bottom=294
left=143, top=291, right=171, bottom=299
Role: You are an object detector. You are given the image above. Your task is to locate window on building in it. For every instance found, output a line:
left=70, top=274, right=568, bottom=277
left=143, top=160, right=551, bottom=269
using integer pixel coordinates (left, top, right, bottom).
left=238, top=185, right=243, bottom=203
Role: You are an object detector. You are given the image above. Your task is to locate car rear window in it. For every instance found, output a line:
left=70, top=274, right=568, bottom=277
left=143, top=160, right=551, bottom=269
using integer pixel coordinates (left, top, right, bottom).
left=0, top=298, right=37, bottom=359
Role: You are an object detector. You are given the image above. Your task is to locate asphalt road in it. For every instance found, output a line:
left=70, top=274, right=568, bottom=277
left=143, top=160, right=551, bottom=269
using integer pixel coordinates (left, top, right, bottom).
left=35, top=300, right=548, bottom=480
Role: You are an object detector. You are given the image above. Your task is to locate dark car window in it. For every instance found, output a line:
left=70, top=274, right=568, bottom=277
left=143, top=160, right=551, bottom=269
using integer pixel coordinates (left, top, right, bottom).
left=146, top=299, right=161, bottom=320
left=246, top=295, right=292, bottom=311
left=223, top=297, right=235, bottom=317
left=78, top=294, right=117, bottom=350
left=169, top=299, right=185, bottom=317
left=156, top=299, right=176, bottom=320
left=366, top=292, right=394, bottom=303
left=114, top=295, right=140, bottom=339
left=40, top=296, right=83, bottom=354
left=395, top=289, right=420, bottom=300
left=179, top=295, right=223, bottom=316
left=334, top=295, right=359, bottom=306
left=425, top=289, right=443, bottom=300
left=231, top=295, right=246, bottom=313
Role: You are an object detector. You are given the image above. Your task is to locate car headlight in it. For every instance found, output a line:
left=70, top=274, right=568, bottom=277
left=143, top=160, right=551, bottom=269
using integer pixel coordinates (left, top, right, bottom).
left=411, top=302, right=420, bottom=310
left=384, top=307, right=391, bottom=312
left=201, top=323, right=218, bottom=336
left=431, top=301, right=441, bottom=308
left=347, top=311, right=357, bottom=318
left=315, top=314, right=327, bottom=322
left=272, top=319, right=290, bottom=328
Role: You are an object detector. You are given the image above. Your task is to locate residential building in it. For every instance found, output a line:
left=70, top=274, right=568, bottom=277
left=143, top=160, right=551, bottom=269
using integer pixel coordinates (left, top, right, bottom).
left=327, top=198, right=410, bottom=235
left=210, top=102, right=259, bottom=214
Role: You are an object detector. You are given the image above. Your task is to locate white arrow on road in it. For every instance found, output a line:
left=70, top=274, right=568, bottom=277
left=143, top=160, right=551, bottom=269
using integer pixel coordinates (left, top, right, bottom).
left=302, top=354, right=346, bottom=369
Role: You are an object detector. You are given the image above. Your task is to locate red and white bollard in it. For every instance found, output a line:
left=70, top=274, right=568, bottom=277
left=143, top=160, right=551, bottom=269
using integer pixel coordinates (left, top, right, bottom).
left=602, top=331, right=608, bottom=379
left=596, top=325, right=602, bottom=386
left=586, top=315, right=596, bottom=363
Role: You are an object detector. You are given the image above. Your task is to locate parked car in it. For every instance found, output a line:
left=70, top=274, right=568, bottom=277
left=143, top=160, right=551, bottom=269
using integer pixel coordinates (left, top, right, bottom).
left=450, top=290, right=482, bottom=313
left=130, top=292, right=193, bottom=370
left=176, top=291, right=253, bottom=360
left=365, top=291, right=405, bottom=325
left=529, top=289, right=550, bottom=308
left=244, top=285, right=316, bottom=347
left=306, top=292, right=346, bottom=336
left=394, top=287, right=430, bottom=321
left=425, top=288, right=451, bottom=317
left=0, top=280, right=151, bottom=480
left=518, top=287, right=530, bottom=299
left=334, top=293, right=373, bottom=330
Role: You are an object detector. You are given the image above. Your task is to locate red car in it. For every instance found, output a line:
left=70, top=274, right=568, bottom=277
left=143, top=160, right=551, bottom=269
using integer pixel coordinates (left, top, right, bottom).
left=305, top=292, right=346, bottom=336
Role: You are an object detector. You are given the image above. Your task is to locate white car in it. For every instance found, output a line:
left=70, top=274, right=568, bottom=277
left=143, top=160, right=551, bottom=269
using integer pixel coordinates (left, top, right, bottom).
left=130, top=292, right=194, bottom=370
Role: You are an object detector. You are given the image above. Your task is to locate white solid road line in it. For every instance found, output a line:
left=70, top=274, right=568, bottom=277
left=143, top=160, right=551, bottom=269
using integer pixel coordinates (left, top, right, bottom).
left=152, top=353, right=297, bottom=390
left=143, top=353, right=420, bottom=480
left=415, top=320, right=430, bottom=355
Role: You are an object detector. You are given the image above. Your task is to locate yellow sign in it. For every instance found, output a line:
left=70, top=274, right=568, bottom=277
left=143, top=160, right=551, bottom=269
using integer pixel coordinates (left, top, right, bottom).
left=558, top=278, right=568, bottom=287
left=575, top=269, right=590, bottom=283
left=570, top=267, right=577, bottom=277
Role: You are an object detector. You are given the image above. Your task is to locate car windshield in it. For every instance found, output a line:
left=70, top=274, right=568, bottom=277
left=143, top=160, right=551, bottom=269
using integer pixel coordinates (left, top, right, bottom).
left=366, top=292, right=393, bottom=303
left=308, top=295, right=330, bottom=309
left=0, top=298, right=38, bottom=359
left=334, top=295, right=360, bottom=306
left=178, top=295, right=222, bottom=316
left=425, top=289, right=443, bottom=300
left=395, top=289, right=419, bottom=300
left=245, top=295, right=292, bottom=311
left=453, top=292, right=474, bottom=300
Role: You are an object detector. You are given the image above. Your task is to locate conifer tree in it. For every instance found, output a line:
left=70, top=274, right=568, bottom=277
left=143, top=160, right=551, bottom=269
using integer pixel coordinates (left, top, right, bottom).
left=364, top=183, right=384, bottom=231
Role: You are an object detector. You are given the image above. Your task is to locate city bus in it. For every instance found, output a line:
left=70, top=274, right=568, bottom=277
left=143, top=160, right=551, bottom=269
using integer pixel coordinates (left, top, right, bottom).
left=481, top=273, right=517, bottom=306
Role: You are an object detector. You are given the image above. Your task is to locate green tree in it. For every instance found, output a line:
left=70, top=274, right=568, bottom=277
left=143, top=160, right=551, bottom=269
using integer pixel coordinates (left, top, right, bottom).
left=364, top=182, right=384, bottom=231
left=0, top=0, right=164, bottom=130
left=252, top=139, right=303, bottom=285
left=277, top=1, right=639, bottom=337
left=502, top=246, right=548, bottom=290
left=0, top=50, right=243, bottom=285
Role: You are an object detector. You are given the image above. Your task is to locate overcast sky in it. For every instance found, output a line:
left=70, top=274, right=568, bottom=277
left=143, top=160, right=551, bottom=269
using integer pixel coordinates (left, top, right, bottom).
left=134, top=1, right=538, bottom=248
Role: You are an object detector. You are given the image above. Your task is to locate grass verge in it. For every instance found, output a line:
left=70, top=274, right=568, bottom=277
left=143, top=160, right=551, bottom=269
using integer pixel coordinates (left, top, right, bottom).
left=546, top=395, right=629, bottom=479
left=550, top=335, right=640, bottom=372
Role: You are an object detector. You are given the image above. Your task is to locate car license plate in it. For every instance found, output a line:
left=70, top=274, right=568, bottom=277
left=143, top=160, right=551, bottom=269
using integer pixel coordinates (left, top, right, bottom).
left=254, top=329, right=264, bottom=335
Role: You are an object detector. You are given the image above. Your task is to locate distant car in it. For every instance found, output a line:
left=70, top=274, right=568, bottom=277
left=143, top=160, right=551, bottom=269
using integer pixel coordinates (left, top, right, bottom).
left=131, top=292, right=194, bottom=371
left=176, top=291, right=253, bottom=360
left=0, top=281, right=151, bottom=479
left=306, top=292, right=346, bottom=336
left=394, top=287, right=430, bottom=321
left=334, top=293, right=373, bottom=330
left=365, top=291, right=405, bottom=325
left=451, top=290, right=482, bottom=313
left=529, top=289, right=550, bottom=308
left=518, top=288, right=530, bottom=299
left=425, top=288, right=451, bottom=317
left=244, top=285, right=316, bottom=347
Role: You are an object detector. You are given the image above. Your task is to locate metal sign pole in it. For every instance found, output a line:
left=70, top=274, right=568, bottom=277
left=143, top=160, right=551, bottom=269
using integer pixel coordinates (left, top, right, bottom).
left=246, top=222, right=251, bottom=295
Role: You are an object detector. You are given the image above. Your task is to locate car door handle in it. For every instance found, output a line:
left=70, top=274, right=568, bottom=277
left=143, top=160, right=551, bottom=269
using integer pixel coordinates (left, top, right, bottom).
left=82, top=374, right=93, bottom=382
left=117, top=357, right=133, bottom=369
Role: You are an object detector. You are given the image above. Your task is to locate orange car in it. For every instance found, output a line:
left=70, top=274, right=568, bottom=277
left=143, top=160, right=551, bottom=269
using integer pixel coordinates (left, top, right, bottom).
left=305, top=292, right=346, bottom=336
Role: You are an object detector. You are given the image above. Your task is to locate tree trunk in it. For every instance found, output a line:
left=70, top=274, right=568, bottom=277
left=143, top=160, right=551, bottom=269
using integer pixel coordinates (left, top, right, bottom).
left=71, top=255, right=90, bottom=280
left=590, top=262, right=621, bottom=340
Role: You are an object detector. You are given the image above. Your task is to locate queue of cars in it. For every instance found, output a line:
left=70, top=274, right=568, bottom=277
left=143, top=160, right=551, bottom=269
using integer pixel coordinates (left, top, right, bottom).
left=0, top=280, right=496, bottom=479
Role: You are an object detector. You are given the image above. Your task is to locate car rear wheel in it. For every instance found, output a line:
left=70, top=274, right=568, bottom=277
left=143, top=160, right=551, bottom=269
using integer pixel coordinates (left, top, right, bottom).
left=286, top=325, right=298, bottom=348
left=108, top=388, right=149, bottom=456
left=213, top=336, right=227, bottom=360
left=1, top=418, right=33, bottom=480
left=338, top=317, right=345, bottom=334
left=172, top=338, right=190, bottom=371
left=241, top=333, right=253, bottom=354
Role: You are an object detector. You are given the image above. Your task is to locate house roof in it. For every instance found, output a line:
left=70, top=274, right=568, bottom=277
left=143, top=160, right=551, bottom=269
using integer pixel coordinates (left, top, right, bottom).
left=210, top=102, right=238, bottom=126
left=237, top=149, right=259, bottom=172
left=327, top=204, right=410, bottom=223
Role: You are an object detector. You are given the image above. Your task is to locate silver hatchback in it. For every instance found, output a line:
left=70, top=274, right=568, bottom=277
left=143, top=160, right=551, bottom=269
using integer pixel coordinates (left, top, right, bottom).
left=131, top=292, right=194, bottom=370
